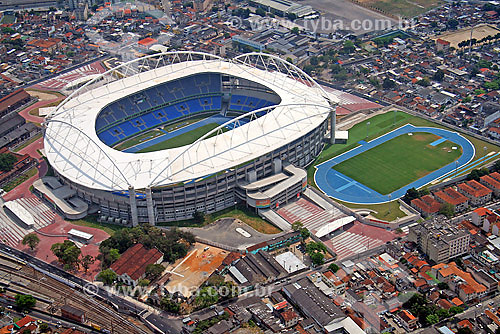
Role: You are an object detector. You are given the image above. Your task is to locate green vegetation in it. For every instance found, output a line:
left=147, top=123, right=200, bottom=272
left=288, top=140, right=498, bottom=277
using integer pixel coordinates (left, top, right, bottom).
left=332, top=133, right=461, bottom=194
left=80, top=254, right=95, bottom=273
left=22, top=233, right=40, bottom=251
left=364, top=0, right=443, bottom=18
left=159, top=204, right=281, bottom=234
left=336, top=199, right=406, bottom=221
left=145, top=263, right=165, bottom=280
left=70, top=215, right=125, bottom=236
left=0, top=153, right=17, bottom=172
left=113, top=129, right=163, bottom=151
left=137, top=123, right=226, bottom=152
left=15, top=294, right=36, bottom=311
left=51, top=240, right=81, bottom=270
left=2, top=167, right=37, bottom=192
left=13, top=133, right=42, bottom=152
left=328, top=263, right=339, bottom=273
left=306, top=241, right=327, bottom=266
left=307, top=111, right=500, bottom=220
left=193, top=275, right=237, bottom=311
left=192, top=311, right=230, bottom=334
left=403, top=293, right=463, bottom=326
left=99, top=225, right=195, bottom=266
left=97, top=268, right=117, bottom=285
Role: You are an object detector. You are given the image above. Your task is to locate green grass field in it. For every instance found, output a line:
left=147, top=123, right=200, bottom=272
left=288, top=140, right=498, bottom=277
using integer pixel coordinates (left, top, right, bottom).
left=307, top=110, right=500, bottom=220
left=137, top=123, right=225, bottom=153
left=360, top=0, right=444, bottom=18
left=332, top=132, right=462, bottom=194
left=113, top=129, right=163, bottom=151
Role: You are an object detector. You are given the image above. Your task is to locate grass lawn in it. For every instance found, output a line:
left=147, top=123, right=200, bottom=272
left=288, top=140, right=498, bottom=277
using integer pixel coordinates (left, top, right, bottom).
left=70, top=215, right=125, bottom=236
left=163, top=115, right=214, bottom=133
left=137, top=123, right=225, bottom=152
left=307, top=110, right=500, bottom=219
left=113, top=129, right=163, bottom=151
left=332, top=132, right=462, bottom=194
left=361, top=0, right=444, bottom=17
left=206, top=205, right=281, bottom=234
left=336, top=199, right=407, bottom=221
left=2, top=167, right=37, bottom=192
left=157, top=205, right=281, bottom=234
left=13, top=133, right=42, bottom=152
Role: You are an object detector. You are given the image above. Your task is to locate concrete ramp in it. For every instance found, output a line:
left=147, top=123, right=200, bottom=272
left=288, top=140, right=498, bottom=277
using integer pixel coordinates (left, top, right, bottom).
left=259, top=209, right=291, bottom=231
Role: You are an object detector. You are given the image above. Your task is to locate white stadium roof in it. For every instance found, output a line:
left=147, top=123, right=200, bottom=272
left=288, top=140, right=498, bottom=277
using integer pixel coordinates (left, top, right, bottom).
left=44, top=52, right=335, bottom=191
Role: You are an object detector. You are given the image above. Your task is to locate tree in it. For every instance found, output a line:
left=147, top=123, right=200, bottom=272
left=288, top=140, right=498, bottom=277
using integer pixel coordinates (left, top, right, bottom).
left=341, top=40, right=355, bottom=54
left=292, top=221, right=303, bottom=231
left=81, top=255, right=95, bottom=273
left=192, top=210, right=204, bottom=224
left=403, top=187, right=420, bottom=203
left=255, top=7, right=266, bottom=16
left=145, top=263, right=165, bottom=280
left=22, top=233, right=39, bottom=251
left=437, top=282, right=449, bottom=290
left=426, top=313, right=439, bottom=324
left=311, top=252, right=324, bottom=266
left=15, top=294, right=36, bottom=311
left=310, top=56, right=319, bottom=66
left=467, top=167, right=489, bottom=181
left=439, top=203, right=455, bottom=218
left=493, top=159, right=500, bottom=172
left=328, top=263, right=339, bottom=273
left=291, top=27, right=299, bottom=35
left=160, top=297, right=181, bottom=313
left=138, top=279, right=150, bottom=287
left=447, top=19, right=459, bottom=29
left=0, top=153, right=17, bottom=172
left=449, top=306, right=463, bottom=315
left=51, top=240, right=81, bottom=270
left=433, top=69, right=445, bottom=82
left=382, top=78, right=396, bottom=89
left=300, top=227, right=310, bottom=240
left=38, top=323, right=49, bottom=332
left=416, top=78, right=430, bottom=86
left=97, top=268, right=117, bottom=285
left=436, top=308, right=449, bottom=319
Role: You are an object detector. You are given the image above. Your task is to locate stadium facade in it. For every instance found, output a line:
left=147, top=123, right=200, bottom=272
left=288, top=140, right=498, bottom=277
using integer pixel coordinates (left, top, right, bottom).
left=42, top=52, right=337, bottom=225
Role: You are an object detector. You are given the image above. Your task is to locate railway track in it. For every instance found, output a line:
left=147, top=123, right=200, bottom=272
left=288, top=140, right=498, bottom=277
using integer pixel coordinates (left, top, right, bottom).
left=0, top=262, right=150, bottom=334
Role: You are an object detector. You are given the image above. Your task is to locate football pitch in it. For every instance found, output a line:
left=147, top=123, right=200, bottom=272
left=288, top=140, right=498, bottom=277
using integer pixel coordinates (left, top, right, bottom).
left=332, top=132, right=462, bottom=195
left=137, top=123, right=224, bottom=152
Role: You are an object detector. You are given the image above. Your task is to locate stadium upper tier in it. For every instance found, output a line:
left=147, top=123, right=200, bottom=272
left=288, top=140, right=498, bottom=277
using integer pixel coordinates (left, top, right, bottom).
left=95, top=73, right=277, bottom=147
left=44, top=53, right=335, bottom=191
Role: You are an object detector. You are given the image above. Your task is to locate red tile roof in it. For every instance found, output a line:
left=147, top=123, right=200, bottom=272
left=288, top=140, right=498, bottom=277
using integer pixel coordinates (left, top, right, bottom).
left=481, top=174, right=500, bottom=190
left=458, top=180, right=492, bottom=198
left=411, top=195, right=441, bottom=214
left=434, top=187, right=468, bottom=206
left=110, top=244, right=163, bottom=281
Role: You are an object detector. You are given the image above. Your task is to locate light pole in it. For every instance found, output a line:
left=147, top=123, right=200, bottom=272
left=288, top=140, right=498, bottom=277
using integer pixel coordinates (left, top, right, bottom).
left=366, top=121, right=371, bottom=139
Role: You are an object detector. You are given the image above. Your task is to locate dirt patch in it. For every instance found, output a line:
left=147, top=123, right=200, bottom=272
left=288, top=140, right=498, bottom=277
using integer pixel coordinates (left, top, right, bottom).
left=435, top=24, right=500, bottom=49
left=164, top=243, right=228, bottom=297
left=26, top=89, right=64, bottom=101
left=412, top=133, right=436, bottom=141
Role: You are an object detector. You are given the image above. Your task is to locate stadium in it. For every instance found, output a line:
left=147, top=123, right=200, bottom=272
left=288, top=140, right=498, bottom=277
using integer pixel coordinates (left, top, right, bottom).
left=41, top=52, right=336, bottom=225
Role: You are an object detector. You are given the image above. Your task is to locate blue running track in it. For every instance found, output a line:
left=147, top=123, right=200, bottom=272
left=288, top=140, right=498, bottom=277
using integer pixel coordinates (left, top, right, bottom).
left=314, top=124, right=475, bottom=204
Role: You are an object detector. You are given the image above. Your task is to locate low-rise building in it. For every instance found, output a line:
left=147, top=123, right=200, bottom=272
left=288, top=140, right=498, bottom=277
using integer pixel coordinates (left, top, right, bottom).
left=396, top=310, right=418, bottom=332
left=432, top=262, right=487, bottom=303
left=458, top=180, right=493, bottom=206
left=434, top=187, right=469, bottom=212
left=481, top=172, right=500, bottom=197
left=411, top=195, right=441, bottom=217
left=109, top=243, right=163, bottom=286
